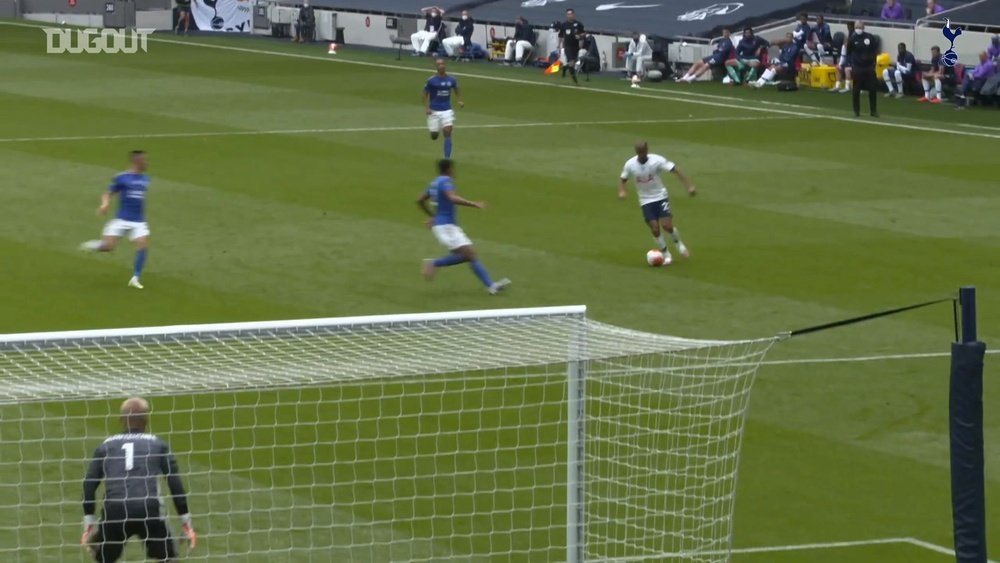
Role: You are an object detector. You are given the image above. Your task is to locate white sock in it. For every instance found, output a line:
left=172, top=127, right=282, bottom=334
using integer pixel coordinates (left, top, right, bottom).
left=668, top=228, right=681, bottom=244
left=935, top=78, right=942, bottom=98
left=833, top=80, right=841, bottom=89
left=845, top=79, right=852, bottom=90
left=761, top=68, right=776, bottom=82
left=81, top=240, right=103, bottom=251
left=922, top=79, right=930, bottom=96
left=654, top=234, right=667, bottom=251
left=885, top=79, right=895, bottom=93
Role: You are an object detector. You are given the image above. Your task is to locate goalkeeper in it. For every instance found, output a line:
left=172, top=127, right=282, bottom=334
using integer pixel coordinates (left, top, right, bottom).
left=81, top=397, right=197, bottom=562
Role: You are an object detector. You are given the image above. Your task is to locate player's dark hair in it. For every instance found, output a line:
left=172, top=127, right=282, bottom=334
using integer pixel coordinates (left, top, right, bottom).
left=130, top=150, right=145, bottom=158
left=438, top=159, right=453, bottom=175
left=931, top=45, right=940, bottom=52
left=566, top=8, right=574, bottom=14
left=798, top=11, right=808, bottom=19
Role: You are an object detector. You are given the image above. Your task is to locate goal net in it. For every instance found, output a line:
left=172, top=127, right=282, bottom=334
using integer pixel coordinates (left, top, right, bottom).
left=0, top=306, right=775, bottom=562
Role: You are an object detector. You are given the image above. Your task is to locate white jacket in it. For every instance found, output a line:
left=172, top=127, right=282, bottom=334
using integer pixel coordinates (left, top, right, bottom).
left=627, top=34, right=652, bottom=58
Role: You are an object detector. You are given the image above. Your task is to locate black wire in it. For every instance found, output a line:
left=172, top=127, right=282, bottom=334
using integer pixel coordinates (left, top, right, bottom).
left=789, top=297, right=954, bottom=338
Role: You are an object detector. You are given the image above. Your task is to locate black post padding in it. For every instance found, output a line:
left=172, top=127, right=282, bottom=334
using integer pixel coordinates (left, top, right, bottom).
left=950, top=340, right=988, bottom=563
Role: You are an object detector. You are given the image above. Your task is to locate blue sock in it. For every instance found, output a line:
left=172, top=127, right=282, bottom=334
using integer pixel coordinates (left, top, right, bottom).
left=444, top=137, right=453, bottom=158
left=434, top=254, right=466, bottom=267
left=133, top=249, right=147, bottom=278
left=470, top=260, right=493, bottom=288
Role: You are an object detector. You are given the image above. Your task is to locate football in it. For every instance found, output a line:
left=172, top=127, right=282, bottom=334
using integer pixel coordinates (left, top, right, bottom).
left=646, top=249, right=665, bottom=267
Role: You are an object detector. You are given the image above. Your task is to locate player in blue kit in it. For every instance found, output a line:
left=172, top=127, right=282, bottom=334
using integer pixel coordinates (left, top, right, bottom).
left=417, top=159, right=510, bottom=295
left=423, top=59, right=463, bottom=158
left=80, top=150, right=152, bottom=289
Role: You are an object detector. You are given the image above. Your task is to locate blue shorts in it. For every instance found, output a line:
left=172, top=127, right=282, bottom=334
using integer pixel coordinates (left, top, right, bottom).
left=703, top=55, right=721, bottom=65
left=641, top=199, right=672, bottom=223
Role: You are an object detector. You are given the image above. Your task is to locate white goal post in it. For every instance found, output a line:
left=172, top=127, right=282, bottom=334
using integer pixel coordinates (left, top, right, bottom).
left=0, top=306, right=776, bottom=562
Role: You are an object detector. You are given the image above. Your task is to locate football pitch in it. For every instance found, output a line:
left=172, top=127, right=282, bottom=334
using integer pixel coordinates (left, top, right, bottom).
left=1, top=19, right=999, bottom=562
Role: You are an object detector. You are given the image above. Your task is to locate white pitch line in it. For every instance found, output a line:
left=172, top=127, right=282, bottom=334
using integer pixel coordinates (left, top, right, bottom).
left=762, top=348, right=998, bottom=366
left=904, top=537, right=1000, bottom=563
left=0, top=116, right=786, bottom=144
left=3, top=21, right=999, bottom=139
left=592, top=537, right=911, bottom=560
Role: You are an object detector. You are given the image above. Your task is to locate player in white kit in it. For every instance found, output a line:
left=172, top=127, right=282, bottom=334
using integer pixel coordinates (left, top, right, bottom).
left=618, top=141, right=697, bottom=264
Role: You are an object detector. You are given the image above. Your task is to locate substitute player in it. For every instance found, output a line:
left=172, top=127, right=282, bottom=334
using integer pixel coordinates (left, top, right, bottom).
left=80, top=150, right=152, bottom=289
left=82, top=397, right=196, bottom=563
left=423, top=59, right=463, bottom=159
left=417, top=159, right=510, bottom=295
left=618, top=142, right=696, bottom=265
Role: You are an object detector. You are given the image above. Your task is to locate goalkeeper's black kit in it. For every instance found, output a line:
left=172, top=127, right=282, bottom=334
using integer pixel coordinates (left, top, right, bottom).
left=83, top=433, right=189, bottom=563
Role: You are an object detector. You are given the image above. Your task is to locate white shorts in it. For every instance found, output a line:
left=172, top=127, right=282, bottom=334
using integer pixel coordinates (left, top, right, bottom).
left=102, top=218, right=150, bottom=241
left=432, top=224, right=472, bottom=250
left=427, top=109, right=455, bottom=133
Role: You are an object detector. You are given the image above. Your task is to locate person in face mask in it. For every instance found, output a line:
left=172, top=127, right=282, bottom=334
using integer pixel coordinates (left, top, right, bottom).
left=293, top=0, right=315, bottom=43
left=443, top=10, right=475, bottom=58
left=411, top=7, right=444, bottom=56
left=625, top=32, right=652, bottom=82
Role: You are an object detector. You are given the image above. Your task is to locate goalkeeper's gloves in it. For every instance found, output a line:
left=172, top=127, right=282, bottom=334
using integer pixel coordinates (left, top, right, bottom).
left=81, top=515, right=96, bottom=546
left=180, top=514, right=197, bottom=550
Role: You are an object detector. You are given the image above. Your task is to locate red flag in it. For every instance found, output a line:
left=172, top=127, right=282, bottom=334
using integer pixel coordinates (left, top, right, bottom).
left=544, top=60, right=561, bottom=75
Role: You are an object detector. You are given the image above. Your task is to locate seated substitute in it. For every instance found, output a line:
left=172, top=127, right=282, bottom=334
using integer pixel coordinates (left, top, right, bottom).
left=292, top=1, right=315, bottom=43
left=883, top=42, right=916, bottom=97
left=677, top=28, right=733, bottom=82
left=829, top=20, right=856, bottom=92
left=443, top=10, right=474, bottom=58
left=504, top=16, right=536, bottom=65
left=725, top=27, right=768, bottom=85
left=955, top=51, right=997, bottom=108
left=793, top=12, right=819, bottom=64
left=625, top=32, right=653, bottom=80
left=411, top=8, right=444, bottom=56
left=919, top=45, right=944, bottom=103
left=752, top=32, right=801, bottom=88
left=812, top=14, right=833, bottom=62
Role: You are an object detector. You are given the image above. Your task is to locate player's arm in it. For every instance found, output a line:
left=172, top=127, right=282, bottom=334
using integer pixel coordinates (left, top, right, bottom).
left=81, top=445, right=105, bottom=545
left=160, top=443, right=197, bottom=549
left=416, top=190, right=434, bottom=217
left=422, top=88, right=432, bottom=115
left=670, top=166, right=697, bottom=196
left=453, top=82, right=464, bottom=109
left=445, top=190, right=485, bottom=209
left=617, top=168, right=630, bottom=200
left=99, top=180, right=120, bottom=216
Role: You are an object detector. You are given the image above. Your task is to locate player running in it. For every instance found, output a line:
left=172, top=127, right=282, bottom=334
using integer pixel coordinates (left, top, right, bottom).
left=618, top=142, right=696, bottom=265
left=80, top=150, right=152, bottom=289
left=82, top=397, right=197, bottom=563
left=423, top=58, right=463, bottom=159
left=417, top=159, right=510, bottom=295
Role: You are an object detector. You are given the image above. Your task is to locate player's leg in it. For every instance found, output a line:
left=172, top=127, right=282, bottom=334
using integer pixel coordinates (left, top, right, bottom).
left=659, top=213, right=688, bottom=259
left=852, top=73, right=862, bottom=116
left=642, top=203, right=668, bottom=254
left=882, top=67, right=894, bottom=94
left=934, top=75, right=943, bottom=101
left=724, top=59, right=742, bottom=83
left=920, top=75, right=932, bottom=101
left=142, top=514, right=179, bottom=563
left=515, top=41, right=530, bottom=64
left=441, top=111, right=455, bottom=158
left=428, top=112, right=440, bottom=141
left=83, top=219, right=129, bottom=252
left=425, top=225, right=471, bottom=280
left=90, top=504, right=127, bottom=563
left=129, top=235, right=148, bottom=289
left=456, top=245, right=509, bottom=294
left=504, top=40, right=515, bottom=63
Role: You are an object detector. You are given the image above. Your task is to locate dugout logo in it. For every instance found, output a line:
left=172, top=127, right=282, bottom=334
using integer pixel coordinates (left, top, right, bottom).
left=677, top=3, right=743, bottom=21
left=43, top=28, right=153, bottom=54
left=941, top=18, right=962, bottom=67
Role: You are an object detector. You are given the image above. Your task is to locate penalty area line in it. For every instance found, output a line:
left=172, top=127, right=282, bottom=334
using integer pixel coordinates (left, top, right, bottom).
left=573, top=537, right=913, bottom=561
left=904, top=537, right=1000, bottom=563
left=0, top=116, right=787, bottom=144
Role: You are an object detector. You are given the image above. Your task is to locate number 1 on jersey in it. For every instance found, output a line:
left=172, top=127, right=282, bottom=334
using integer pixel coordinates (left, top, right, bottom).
left=122, top=442, right=134, bottom=471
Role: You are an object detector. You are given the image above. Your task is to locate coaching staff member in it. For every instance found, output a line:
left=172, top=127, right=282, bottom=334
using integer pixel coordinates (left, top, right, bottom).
left=82, top=397, right=197, bottom=562
left=559, top=8, right=584, bottom=85
left=846, top=20, right=879, bottom=117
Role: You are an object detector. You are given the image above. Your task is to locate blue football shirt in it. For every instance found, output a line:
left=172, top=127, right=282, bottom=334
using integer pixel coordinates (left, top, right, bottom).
left=424, top=75, right=457, bottom=112
left=427, top=175, right=457, bottom=226
left=109, top=172, right=149, bottom=222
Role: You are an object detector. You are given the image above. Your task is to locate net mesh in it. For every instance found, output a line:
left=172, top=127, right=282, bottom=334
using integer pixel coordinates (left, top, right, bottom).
left=0, top=309, right=775, bottom=562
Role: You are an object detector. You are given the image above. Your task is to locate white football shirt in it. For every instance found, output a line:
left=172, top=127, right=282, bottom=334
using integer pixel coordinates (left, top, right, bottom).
left=620, top=154, right=676, bottom=206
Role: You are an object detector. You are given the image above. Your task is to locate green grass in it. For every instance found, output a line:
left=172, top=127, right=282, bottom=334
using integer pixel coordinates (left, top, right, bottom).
left=0, top=19, right=998, bottom=562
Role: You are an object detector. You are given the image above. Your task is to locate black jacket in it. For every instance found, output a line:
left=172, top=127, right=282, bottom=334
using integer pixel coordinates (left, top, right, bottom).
left=847, top=31, right=878, bottom=69
left=424, top=15, right=443, bottom=34
left=455, top=18, right=474, bottom=47
left=298, top=6, right=314, bottom=25
left=513, top=20, right=534, bottom=43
